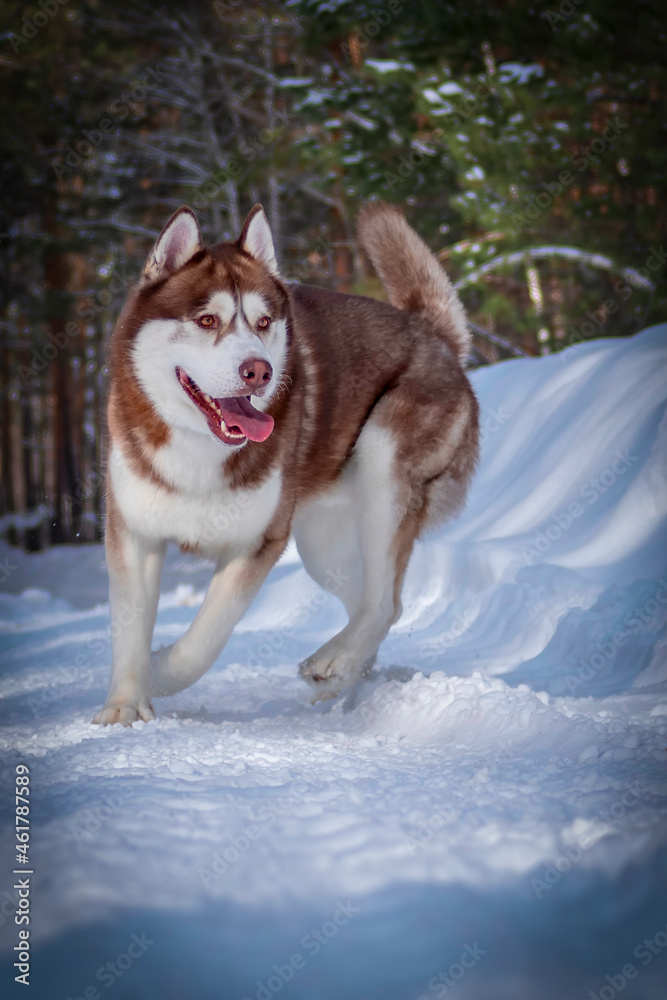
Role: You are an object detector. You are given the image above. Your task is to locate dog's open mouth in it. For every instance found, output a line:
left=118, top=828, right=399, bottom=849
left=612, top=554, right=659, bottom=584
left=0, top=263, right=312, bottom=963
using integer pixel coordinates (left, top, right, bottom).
left=175, top=367, right=274, bottom=446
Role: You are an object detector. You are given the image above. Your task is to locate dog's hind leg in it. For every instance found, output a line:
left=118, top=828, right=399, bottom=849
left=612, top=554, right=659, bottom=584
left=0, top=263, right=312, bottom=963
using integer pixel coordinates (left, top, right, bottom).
left=292, top=471, right=364, bottom=619
left=298, top=423, right=418, bottom=701
left=298, top=368, right=478, bottom=702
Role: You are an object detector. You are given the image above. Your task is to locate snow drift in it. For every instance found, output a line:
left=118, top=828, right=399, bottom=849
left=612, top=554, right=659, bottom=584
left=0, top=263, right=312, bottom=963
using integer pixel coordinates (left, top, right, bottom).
left=1, top=325, right=666, bottom=1000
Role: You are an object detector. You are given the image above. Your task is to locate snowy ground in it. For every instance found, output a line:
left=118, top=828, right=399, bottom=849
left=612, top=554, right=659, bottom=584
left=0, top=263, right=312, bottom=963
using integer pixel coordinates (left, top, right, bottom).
left=1, top=326, right=667, bottom=1000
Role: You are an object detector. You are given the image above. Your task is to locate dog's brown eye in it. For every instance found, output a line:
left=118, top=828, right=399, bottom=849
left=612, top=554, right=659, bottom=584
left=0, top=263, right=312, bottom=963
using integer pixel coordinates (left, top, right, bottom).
left=257, top=316, right=271, bottom=331
left=197, top=315, right=216, bottom=329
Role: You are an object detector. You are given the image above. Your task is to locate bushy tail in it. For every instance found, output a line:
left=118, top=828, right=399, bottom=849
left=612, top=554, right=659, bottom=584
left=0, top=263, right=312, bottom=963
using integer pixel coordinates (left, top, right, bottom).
left=357, top=202, right=471, bottom=365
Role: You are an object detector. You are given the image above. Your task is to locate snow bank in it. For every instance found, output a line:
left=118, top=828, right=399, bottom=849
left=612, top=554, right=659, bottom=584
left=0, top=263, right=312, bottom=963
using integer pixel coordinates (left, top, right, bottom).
left=1, top=326, right=666, bottom=1000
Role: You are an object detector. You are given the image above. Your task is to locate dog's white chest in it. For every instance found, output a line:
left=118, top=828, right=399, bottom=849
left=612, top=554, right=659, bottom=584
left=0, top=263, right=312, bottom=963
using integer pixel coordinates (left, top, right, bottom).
left=110, top=440, right=282, bottom=555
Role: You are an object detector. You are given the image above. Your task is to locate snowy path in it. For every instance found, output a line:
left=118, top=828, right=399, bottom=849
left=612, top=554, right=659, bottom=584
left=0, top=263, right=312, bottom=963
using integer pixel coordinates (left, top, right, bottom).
left=1, top=327, right=667, bottom=1000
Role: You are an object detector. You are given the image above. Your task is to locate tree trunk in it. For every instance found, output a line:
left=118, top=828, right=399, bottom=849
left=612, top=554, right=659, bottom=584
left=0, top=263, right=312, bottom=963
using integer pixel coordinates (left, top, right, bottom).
left=0, top=337, right=15, bottom=518
left=43, top=198, right=79, bottom=544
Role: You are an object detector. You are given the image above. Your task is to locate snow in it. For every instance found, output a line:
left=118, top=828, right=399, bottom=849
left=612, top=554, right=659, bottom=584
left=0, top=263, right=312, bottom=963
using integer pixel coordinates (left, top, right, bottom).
left=423, top=87, right=445, bottom=104
left=276, top=77, right=314, bottom=89
left=364, top=59, right=415, bottom=74
left=1, top=326, right=667, bottom=999
left=497, top=62, right=545, bottom=85
left=438, top=82, right=464, bottom=96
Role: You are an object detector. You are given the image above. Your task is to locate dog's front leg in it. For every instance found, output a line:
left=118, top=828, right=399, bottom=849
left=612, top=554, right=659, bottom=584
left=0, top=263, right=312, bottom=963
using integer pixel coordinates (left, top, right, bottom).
left=150, top=535, right=288, bottom=698
left=94, top=508, right=166, bottom=726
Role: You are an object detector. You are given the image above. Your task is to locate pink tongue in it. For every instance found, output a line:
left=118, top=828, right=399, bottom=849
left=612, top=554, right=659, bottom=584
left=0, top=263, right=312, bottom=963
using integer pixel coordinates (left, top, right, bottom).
left=218, top=396, right=274, bottom=442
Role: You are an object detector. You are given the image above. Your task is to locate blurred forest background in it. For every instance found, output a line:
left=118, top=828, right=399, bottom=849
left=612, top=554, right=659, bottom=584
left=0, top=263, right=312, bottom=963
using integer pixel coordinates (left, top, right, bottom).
left=1, top=0, right=665, bottom=549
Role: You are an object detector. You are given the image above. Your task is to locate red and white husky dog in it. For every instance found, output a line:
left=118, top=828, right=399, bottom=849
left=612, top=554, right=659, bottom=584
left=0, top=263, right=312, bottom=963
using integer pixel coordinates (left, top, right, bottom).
left=94, top=202, right=479, bottom=725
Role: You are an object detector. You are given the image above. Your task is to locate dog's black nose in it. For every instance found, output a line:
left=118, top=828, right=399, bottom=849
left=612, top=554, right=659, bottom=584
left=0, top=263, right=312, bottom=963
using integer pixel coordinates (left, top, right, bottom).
left=239, top=358, right=273, bottom=393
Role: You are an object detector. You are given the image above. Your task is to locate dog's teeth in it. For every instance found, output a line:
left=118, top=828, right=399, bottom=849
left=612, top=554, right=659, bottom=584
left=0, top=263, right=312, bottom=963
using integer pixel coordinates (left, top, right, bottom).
left=217, top=417, right=245, bottom=441
left=203, top=393, right=212, bottom=403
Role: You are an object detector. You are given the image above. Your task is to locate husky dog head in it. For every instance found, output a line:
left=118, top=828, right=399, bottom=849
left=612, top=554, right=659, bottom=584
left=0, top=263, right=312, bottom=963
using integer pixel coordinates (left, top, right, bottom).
left=127, top=205, right=289, bottom=449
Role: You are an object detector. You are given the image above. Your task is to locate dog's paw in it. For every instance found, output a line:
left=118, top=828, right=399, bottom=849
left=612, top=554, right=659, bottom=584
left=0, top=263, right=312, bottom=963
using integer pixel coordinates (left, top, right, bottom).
left=299, top=645, right=374, bottom=703
left=299, top=669, right=344, bottom=704
left=93, top=697, right=155, bottom=727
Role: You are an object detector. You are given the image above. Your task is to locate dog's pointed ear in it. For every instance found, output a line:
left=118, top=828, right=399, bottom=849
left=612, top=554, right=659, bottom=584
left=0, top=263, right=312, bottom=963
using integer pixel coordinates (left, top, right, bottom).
left=238, top=205, right=279, bottom=276
left=143, top=207, right=202, bottom=284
